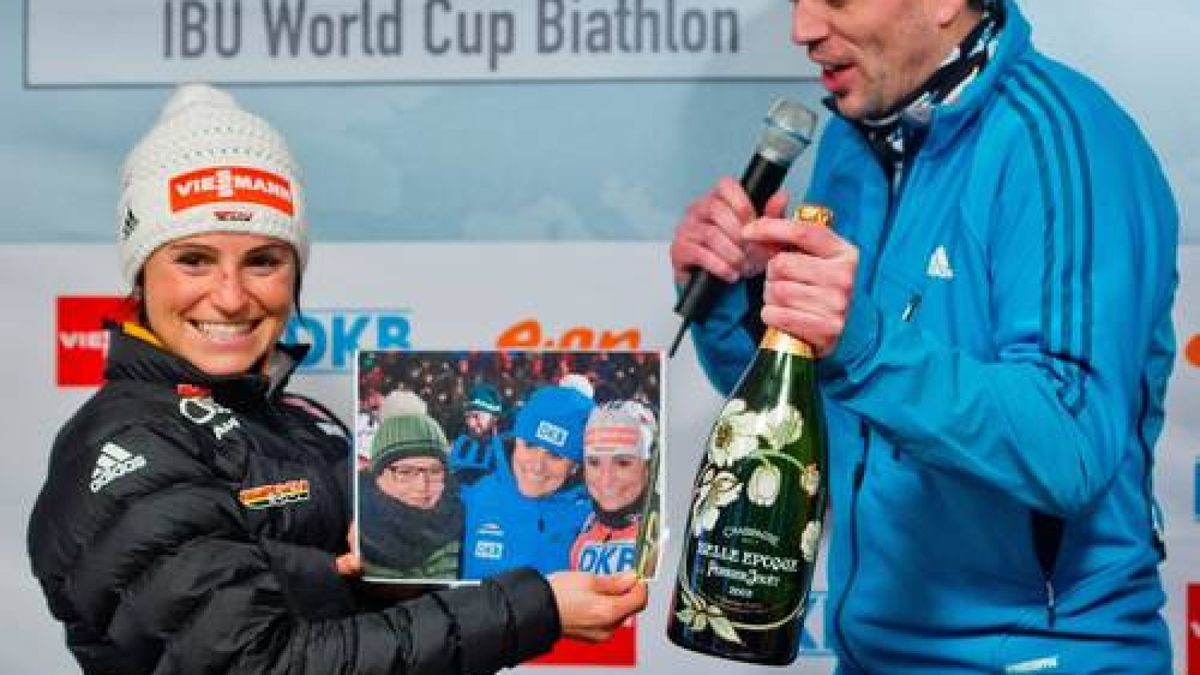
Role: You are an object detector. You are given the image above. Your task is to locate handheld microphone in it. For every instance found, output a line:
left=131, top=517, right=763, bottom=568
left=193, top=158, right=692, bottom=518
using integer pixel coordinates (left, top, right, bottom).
left=668, top=98, right=818, bottom=358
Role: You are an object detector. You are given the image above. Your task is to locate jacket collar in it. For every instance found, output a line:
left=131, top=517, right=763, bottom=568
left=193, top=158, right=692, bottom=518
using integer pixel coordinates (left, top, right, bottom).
left=825, top=0, right=1032, bottom=159
left=104, top=322, right=310, bottom=407
left=913, top=0, right=1031, bottom=157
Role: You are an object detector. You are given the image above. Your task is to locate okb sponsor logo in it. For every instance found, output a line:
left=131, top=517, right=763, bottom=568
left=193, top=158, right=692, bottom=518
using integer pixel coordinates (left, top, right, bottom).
left=57, top=296, right=138, bottom=387
left=797, top=591, right=834, bottom=658
left=284, top=309, right=411, bottom=372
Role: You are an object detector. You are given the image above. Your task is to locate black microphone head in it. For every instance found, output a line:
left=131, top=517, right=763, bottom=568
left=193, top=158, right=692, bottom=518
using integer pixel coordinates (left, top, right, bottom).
left=757, top=99, right=818, bottom=167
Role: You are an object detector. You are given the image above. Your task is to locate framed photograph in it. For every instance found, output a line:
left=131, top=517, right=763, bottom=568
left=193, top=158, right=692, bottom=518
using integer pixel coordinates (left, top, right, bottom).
left=354, top=349, right=665, bottom=584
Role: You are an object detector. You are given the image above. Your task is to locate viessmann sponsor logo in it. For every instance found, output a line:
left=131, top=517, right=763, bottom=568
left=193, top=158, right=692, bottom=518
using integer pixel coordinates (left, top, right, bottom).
left=169, top=166, right=295, bottom=216
left=56, top=295, right=138, bottom=387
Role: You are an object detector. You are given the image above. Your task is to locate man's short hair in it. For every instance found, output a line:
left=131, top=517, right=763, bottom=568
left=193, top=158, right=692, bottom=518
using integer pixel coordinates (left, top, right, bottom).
left=967, top=0, right=985, bottom=10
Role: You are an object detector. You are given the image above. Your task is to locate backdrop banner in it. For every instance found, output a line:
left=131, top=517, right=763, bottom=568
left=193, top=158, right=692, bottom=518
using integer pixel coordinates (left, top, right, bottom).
left=5, top=0, right=1200, bottom=671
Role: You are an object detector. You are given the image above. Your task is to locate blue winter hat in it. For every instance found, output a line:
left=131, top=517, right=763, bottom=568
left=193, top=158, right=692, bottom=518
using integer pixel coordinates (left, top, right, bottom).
left=467, top=383, right=502, bottom=415
left=512, top=385, right=595, bottom=464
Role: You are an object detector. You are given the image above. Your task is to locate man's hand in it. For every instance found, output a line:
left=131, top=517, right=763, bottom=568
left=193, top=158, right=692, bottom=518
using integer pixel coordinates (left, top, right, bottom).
left=670, top=177, right=789, bottom=285
left=744, top=213, right=859, bottom=357
left=548, top=571, right=648, bottom=642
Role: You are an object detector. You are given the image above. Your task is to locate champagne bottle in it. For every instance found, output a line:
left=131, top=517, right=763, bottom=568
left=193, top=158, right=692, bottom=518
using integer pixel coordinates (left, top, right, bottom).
left=667, top=205, right=832, bottom=665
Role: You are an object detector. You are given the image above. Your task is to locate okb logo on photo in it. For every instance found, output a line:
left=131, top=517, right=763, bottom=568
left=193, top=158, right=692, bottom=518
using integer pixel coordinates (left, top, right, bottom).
left=284, top=309, right=412, bottom=372
left=56, top=296, right=138, bottom=387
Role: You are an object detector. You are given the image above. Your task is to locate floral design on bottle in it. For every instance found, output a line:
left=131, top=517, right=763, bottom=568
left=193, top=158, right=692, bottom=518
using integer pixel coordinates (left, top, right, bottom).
left=675, top=396, right=824, bottom=646
left=694, top=398, right=817, bottom=519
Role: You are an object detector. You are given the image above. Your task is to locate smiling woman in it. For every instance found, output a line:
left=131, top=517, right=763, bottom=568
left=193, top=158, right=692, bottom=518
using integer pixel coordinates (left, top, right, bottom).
left=140, top=234, right=297, bottom=375
left=26, top=82, right=647, bottom=675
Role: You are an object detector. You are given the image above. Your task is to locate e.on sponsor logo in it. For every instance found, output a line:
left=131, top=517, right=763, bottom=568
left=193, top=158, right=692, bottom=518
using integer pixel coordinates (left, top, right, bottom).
left=496, top=318, right=640, bottom=350
left=57, top=296, right=138, bottom=387
left=1187, top=334, right=1200, bottom=368
left=169, top=166, right=294, bottom=216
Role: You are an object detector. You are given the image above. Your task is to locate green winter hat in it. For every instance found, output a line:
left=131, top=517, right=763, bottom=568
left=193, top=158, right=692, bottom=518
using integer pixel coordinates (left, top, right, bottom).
left=370, top=413, right=449, bottom=475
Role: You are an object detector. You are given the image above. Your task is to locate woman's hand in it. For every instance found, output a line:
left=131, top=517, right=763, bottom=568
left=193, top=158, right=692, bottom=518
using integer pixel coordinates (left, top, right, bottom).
left=548, top=571, right=648, bottom=642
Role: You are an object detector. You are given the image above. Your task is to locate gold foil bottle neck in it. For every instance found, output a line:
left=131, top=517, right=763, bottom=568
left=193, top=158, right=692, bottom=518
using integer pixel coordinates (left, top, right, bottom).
left=761, top=327, right=815, bottom=358
left=754, top=204, right=832, bottom=358
left=793, top=204, right=834, bottom=228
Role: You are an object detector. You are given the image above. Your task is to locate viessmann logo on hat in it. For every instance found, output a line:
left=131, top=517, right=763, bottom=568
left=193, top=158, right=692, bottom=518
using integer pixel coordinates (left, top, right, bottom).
left=169, top=166, right=294, bottom=216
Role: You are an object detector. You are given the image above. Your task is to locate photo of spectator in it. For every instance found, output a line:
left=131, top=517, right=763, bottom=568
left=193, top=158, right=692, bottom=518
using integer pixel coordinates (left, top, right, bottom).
left=447, top=383, right=505, bottom=486
left=358, top=392, right=463, bottom=581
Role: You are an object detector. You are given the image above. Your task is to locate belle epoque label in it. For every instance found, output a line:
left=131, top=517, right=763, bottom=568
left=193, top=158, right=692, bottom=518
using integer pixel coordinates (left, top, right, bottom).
left=674, top=397, right=822, bottom=645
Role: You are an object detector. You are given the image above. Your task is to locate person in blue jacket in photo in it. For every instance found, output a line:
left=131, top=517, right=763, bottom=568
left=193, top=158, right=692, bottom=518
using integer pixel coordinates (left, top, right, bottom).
left=447, top=382, right=505, bottom=486
left=460, top=384, right=594, bottom=579
left=670, top=0, right=1178, bottom=672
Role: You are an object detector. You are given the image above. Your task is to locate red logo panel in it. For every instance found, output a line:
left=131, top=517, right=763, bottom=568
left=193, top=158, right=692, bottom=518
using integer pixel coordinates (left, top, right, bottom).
left=56, top=296, right=137, bottom=387
left=1189, top=583, right=1199, bottom=675
left=530, top=620, right=636, bottom=666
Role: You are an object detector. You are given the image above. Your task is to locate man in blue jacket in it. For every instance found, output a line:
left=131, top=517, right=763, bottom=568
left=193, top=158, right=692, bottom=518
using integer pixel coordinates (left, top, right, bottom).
left=670, top=0, right=1177, bottom=672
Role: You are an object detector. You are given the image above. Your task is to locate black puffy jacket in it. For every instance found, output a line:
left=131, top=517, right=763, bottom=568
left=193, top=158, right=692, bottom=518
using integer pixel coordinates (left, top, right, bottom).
left=28, top=326, right=559, bottom=674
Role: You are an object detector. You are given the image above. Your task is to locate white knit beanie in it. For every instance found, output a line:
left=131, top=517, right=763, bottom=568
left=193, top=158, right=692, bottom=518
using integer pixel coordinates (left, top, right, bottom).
left=584, top=400, right=658, bottom=460
left=117, top=83, right=308, bottom=287
left=378, top=389, right=429, bottom=421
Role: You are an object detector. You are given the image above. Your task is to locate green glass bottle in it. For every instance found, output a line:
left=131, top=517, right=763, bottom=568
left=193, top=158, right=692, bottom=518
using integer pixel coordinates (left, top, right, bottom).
left=667, top=206, right=831, bottom=665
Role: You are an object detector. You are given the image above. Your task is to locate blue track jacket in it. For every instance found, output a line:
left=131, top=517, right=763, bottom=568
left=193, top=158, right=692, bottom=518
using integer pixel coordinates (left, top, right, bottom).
left=459, top=441, right=591, bottom=579
left=690, top=2, right=1177, bottom=672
